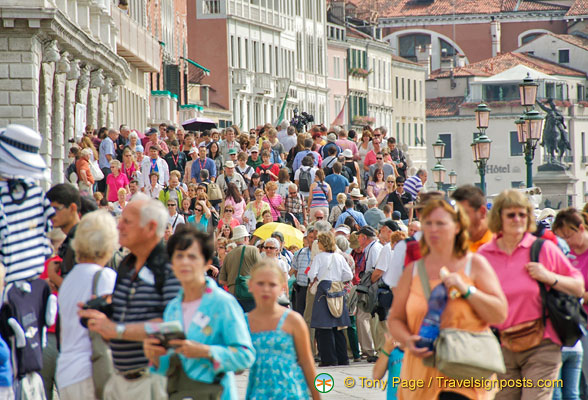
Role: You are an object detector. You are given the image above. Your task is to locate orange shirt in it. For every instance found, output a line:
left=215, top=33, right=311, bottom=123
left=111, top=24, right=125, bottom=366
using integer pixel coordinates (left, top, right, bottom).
left=469, top=229, right=493, bottom=253
left=76, top=158, right=94, bottom=184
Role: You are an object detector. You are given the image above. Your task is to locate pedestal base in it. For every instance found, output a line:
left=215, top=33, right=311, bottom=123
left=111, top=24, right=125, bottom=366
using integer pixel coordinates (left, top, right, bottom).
left=533, top=166, right=577, bottom=209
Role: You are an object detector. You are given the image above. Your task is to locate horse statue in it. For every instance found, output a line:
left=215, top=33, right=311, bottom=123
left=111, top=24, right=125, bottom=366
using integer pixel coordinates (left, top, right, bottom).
left=537, top=98, right=571, bottom=164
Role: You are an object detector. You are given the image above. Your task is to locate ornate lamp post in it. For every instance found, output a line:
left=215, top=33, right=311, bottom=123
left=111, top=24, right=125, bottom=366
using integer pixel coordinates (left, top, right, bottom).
left=516, top=74, right=544, bottom=188
left=447, top=170, right=458, bottom=196
left=431, top=136, right=446, bottom=191
left=472, top=103, right=492, bottom=194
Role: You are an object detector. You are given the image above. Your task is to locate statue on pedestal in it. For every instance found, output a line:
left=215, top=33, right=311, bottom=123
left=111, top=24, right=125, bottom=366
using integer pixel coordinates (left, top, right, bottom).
left=537, top=98, right=570, bottom=165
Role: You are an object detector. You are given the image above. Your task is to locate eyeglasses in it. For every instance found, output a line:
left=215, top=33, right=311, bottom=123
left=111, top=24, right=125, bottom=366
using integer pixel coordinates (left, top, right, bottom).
left=225, top=209, right=233, bottom=213
left=218, top=246, right=226, bottom=249
left=167, top=204, right=176, bottom=207
left=373, top=134, right=382, bottom=138
left=289, top=191, right=297, bottom=195
left=505, top=212, right=527, bottom=219
left=264, top=246, right=276, bottom=250
left=52, top=205, right=67, bottom=211
left=397, top=184, right=404, bottom=187
left=195, top=208, right=203, bottom=212
left=387, top=180, right=395, bottom=183
left=315, top=216, right=324, bottom=220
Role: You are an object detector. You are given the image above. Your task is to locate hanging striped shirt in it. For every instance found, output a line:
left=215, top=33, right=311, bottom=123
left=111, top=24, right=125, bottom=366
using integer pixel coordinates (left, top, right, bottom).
left=109, top=252, right=180, bottom=372
left=0, top=180, right=54, bottom=283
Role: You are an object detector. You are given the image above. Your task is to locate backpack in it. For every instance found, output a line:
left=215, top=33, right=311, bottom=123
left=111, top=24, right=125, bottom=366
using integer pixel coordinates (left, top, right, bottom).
left=532, top=239, right=588, bottom=347
left=258, top=164, right=272, bottom=184
left=298, top=167, right=312, bottom=192
left=206, top=182, right=223, bottom=202
left=341, top=165, right=353, bottom=183
left=236, top=165, right=252, bottom=186
left=322, top=157, right=337, bottom=176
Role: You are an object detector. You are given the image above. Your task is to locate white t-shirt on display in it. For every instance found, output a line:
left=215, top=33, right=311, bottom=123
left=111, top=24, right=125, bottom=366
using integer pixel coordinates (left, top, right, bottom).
left=56, top=263, right=117, bottom=390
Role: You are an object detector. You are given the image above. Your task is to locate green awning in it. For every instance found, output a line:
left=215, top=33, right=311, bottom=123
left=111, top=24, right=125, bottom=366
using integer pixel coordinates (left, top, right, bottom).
left=181, top=57, right=210, bottom=75
left=180, top=104, right=203, bottom=111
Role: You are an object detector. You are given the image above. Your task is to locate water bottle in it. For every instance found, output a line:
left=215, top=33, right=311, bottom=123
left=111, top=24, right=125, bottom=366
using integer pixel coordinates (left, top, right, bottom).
left=415, top=283, right=448, bottom=350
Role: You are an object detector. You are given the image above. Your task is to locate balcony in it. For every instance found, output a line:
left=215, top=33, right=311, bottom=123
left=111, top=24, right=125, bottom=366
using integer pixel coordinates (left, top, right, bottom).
left=276, top=77, right=290, bottom=96
left=232, top=68, right=250, bottom=91
left=254, top=73, right=272, bottom=95
left=149, top=91, right=178, bottom=126
left=112, top=6, right=160, bottom=72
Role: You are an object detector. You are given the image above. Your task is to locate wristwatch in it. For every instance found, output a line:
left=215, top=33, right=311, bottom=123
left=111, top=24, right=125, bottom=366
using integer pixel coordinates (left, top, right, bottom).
left=463, top=285, right=477, bottom=300
left=116, top=323, right=126, bottom=339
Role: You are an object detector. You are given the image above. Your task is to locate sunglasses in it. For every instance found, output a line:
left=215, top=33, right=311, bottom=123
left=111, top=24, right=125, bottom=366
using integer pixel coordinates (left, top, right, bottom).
left=376, top=158, right=383, bottom=160
left=225, top=209, right=234, bottom=213
left=505, top=212, right=527, bottom=219
left=315, top=216, right=324, bottom=220
left=397, top=184, right=404, bottom=187
left=218, top=246, right=226, bottom=249
left=195, top=208, right=203, bottom=212
left=167, top=204, right=176, bottom=207
left=387, top=180, right=395, bottom=183
left=264, top=246, right=276, bottom=250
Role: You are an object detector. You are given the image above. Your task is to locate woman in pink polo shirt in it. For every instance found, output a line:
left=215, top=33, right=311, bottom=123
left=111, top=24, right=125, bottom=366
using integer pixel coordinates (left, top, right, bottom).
left=478, top=190, right=584, bottom=400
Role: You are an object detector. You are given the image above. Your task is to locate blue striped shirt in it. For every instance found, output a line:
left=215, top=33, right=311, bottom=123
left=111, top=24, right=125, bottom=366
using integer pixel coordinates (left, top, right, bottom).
left=109, top=247, right=181, bottom=372
left=292, top=247, right=311, bottom=286
left=0, top=180, right=54, bottom=283
left=403, top=175, right=423, bottom=201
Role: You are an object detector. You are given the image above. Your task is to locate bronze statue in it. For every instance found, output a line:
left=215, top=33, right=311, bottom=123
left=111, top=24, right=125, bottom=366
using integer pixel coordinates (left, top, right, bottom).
left=537, top=98, right=570, bottom=164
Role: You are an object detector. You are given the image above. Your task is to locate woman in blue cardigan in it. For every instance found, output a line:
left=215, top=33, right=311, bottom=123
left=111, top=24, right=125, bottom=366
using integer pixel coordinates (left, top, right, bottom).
left=143, top=226, right=255, bottom=399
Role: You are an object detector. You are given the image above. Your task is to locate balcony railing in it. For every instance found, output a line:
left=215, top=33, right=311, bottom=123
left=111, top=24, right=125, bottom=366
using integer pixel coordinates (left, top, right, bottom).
left=232, top=68, right=249, bottom=90
left=276, top=78, right=290, bottom=96
left=254, top=73, right=272, bottom=94
left=149, top=91, right=178, bottom=126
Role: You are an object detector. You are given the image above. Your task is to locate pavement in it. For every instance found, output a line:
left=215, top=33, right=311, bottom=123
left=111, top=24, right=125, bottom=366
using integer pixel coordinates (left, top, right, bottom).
left=234, top=360, right=387, bottom=399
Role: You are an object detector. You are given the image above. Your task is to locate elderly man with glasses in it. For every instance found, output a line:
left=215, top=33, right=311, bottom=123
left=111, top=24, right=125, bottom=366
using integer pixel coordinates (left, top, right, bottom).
left=284, top=184, right=307, bottom=226
left=166, top=198, right=185, bottom=233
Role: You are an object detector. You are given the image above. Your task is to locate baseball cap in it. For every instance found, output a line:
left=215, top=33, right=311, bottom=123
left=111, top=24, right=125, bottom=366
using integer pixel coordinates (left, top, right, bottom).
left=198, top=142, right=207, bottom=148
left=358, top=226, right=378, bottom=237
left=228, top=148, right=238, bottom=155
left=250, top=146, right=259, bottom=153
left=381, top=219, right=400, bottom=232
left=334, top=225, right=351, bottom=235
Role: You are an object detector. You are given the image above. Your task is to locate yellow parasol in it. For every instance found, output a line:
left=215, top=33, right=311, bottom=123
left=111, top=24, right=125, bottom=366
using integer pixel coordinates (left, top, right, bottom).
left=253, top=222, right=304, bottom=248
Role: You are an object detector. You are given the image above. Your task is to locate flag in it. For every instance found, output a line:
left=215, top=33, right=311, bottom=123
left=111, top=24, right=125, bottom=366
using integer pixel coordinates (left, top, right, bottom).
left=331, top=97, right=347, bottom=126
left=274, top=81, right=290, bottom=126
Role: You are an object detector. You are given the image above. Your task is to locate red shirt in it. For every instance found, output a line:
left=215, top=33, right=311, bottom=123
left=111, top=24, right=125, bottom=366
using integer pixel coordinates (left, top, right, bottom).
left=256, top=163, right=280, bottom=181
left=41, top=255, right=62, bottom=333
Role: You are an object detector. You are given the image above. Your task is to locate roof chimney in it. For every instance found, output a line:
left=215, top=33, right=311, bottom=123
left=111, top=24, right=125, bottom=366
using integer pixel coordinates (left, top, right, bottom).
left=416, top=44, right=432, bottom=78
left=331, top=1, right=346, bottom=21
left=491, top=19, right=501, bottom=57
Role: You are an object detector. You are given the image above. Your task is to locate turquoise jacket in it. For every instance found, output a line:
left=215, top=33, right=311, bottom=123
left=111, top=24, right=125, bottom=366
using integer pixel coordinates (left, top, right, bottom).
left=152, top=277, right=255, bottom=399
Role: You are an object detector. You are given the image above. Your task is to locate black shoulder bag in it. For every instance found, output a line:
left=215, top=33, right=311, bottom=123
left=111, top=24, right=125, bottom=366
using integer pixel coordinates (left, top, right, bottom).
left=532, top=239, right=588, bottom=347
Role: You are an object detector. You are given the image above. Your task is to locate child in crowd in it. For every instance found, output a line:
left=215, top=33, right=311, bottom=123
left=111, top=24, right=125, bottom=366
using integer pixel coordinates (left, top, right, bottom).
left=245, top=260, right=319, bottom=400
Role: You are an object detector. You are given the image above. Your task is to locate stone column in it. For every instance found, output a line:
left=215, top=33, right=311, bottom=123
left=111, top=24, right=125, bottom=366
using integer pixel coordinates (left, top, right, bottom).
left=38, top=40, right=60, bottom=171
left=98, top=76, right=112, bottom=128
left=51, top=52, right=70, bottom=184
left=76, top=64, right=91, bottom=105
left=108, top=84, right=119, bottom=128
left=64, top=59, right=80, bottom=154
left=87, top=69, right=104, bottom=129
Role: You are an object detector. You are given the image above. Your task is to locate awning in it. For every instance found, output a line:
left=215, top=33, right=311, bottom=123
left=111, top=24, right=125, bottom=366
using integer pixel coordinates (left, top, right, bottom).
left=181, top=57, right=210, bottom=75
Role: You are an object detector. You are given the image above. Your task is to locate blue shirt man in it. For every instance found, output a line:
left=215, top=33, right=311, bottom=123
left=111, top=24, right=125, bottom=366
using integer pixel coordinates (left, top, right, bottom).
left=191, top=144, right=217, bottom=183
left=324, top=163, right=349, bottom=208
left=335, top=200, right=367, bottom=228
left=98, top=130, right=117, bottom=169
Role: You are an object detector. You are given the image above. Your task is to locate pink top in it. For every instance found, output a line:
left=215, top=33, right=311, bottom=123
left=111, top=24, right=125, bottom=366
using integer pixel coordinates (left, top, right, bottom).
left=570, top=249, right=588, bottom=313
left=364, top=150, right=378, bottom=168
left=478, top=232, right=583, bottom=345
left=217, top=217, right=240, bottom=230
left=106, top=173, right=130, bottom=202
left=336, top=139, right=359, bottom=159
left=264, top=194, right=283, bottom=221
left=122, top=162, right=137, bottom=181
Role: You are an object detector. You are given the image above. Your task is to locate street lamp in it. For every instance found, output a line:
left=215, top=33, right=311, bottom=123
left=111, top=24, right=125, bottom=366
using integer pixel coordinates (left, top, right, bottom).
left=432, top=136, right=446, bottom=163
left=471, top=103, right=492, bottom=194
left=447, top=170, right=458, bottom=196
left=516, top=74, right=545, bottom=188
left=431, top=163, right=446, bottom=191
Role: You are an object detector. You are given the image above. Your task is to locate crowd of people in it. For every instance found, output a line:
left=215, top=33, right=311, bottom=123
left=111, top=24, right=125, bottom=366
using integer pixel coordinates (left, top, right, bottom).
left=2, top=120, right=588, bottom=400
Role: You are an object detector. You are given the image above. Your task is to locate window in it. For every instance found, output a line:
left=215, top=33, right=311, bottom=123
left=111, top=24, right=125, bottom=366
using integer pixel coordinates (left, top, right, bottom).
left=237, top=37, right=242, bottom=68
left=483, top=84, right=519, bottom=101
left=275, top=47, right=279, bottom=76
left=578, top=84, right=585, bottom=101
left=414, top=124, right=418, bottom=146
left=203, top=0, right=221, bottom=14
left=401, top=78, right=405, bottom=100
left=440, top=38, right=458, bottom=58
left=253, top=41, right=259, bottom=72
left=262, top=43, right=266, bottom=73
left=558, top=49, right=569, bottom=64
left=396, top=122, right=400, bottom=141
left=230, top=36, right=235, bottom=67
left=510, top=131, right=524, bottom=156
left=582, top=132, right=586, bottom=161
left=521, top=33, right=542, bottom=45
left=295, top=0, right=300, bottom=15
left=407, top=78, right=411, bottom=101
left=245, top=39, right=249, bottom=69
left=438, top=133, right=452, bottom=158
left=419, top=81, right=422, bottom=102
left=399, top=33, right=431, bottom=62
left=296, top=33, right=302, bottom=69
left=420, top=124, right=424, bottom=145
left=414, top=80, right=418, bottom=102
left=395, top=76, right=398, bottom=99
left=317, top=38, right=323, bottom=75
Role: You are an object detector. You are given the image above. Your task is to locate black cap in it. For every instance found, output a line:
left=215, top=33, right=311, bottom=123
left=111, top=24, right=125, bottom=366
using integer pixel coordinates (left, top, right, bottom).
left=358, top=226, right=378, bottom=237
left=381, top=219, right=400, bottom=232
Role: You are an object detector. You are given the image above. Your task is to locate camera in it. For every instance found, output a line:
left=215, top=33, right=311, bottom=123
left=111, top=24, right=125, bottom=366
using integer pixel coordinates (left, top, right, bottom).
left=79, top=296, right=113, bottom=328
left=290, top=108, right=315, bottom=133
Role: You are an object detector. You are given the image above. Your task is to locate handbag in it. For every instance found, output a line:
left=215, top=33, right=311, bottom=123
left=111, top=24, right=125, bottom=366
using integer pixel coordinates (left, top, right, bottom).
left=167, top=354, right=223, bottom=400
left=89, top=269, right=114, bottom=400
left=326, top=281, right=345, bottom=318
left=234, top=247, right=253, bottom=301
left=532, top=239, right=588, bottom=347
left=417, top=259, right=505, bottom=380
left=309, top=256, right=334, bottom=295
left=499, top=318, right=544, bottom=352
left=89, top=160, right=104, bottom=180
left=265, top=192, right=285, bottom=223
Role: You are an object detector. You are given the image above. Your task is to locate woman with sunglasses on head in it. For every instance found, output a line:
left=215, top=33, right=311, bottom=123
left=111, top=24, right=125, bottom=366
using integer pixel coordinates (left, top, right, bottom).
left=187, top=200, right=212, bottom=233
left=219, top=224, right=233, bottom=241
left=477, top=190, right=584, bottom=400
left=388, top=198, right=507, bottom=400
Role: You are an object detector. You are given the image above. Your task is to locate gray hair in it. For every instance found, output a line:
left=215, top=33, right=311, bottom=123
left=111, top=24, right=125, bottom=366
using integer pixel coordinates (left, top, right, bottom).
left=138, top=199, right=169, bottom=239
left=335, top=236, right=349, bottom=252
left=314, top=220, right=332, bottom=233
left=280, top=120, right=289, bottom=129
left=288, top=183, right=298, bottom=192
left=72, top=210, right=119, bottom=262
left=81, top=148, right=93, bottom=158
left=129, top=131, right=139, bottom=141
left=331, top=125, right=342, bottom=135
left=264, top=238, right=280, bottom=249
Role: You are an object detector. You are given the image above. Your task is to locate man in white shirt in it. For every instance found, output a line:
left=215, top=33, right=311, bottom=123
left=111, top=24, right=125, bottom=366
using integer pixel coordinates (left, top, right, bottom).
left=140, top=145, right=169, bottom=189
left=356, top=226, right=382, bottom=362
left=219, top=127, right=239, bottom=160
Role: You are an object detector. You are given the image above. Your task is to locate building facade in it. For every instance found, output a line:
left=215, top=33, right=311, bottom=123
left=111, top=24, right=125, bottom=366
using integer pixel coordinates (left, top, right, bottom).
left=189, top=0, right=328, bottom=130
left=0, top=0, right=129, bottom=185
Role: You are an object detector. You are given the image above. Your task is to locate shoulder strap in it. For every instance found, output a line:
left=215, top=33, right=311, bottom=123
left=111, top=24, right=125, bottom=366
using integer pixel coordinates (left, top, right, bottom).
left=276, top=309, right=289, bottom=331
left=464, top=253, right=474, bottom=277
left=531, top=239, right=548, bottom=325
left=237, top=246, right=247, bottom=277
left=417, top=259, right=432, bottom=300
left=92, top=268, right=104, bottom=296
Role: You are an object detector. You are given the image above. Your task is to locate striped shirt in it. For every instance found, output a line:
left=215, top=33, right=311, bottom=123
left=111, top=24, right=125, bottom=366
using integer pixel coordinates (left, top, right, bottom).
left=403, top=174, right=423, bottom=201
left=109, top=244, right=181, bottom=372
left=292, top=247, right=311, bottom=286
left=0, top=180, right=54, bottom=283
left=310, top=182, right=329, bottom=208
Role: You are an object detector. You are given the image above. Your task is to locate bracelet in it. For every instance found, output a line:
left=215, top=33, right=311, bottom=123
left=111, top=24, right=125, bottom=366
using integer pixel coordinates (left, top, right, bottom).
left=462, top=286, right=472, bottom=299
left=552, top=278, right=559, bottom=287
left=380, top=349, right=391, bottom=357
